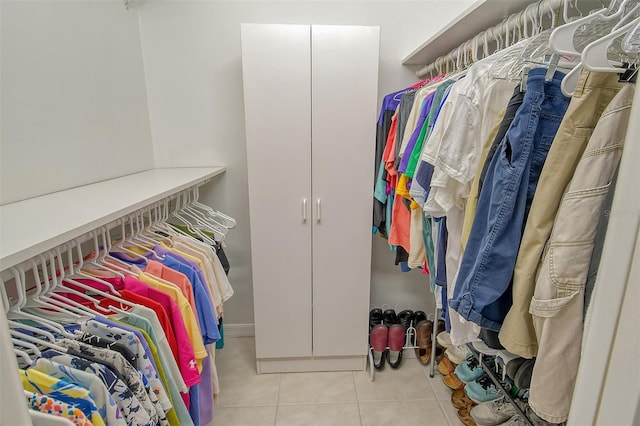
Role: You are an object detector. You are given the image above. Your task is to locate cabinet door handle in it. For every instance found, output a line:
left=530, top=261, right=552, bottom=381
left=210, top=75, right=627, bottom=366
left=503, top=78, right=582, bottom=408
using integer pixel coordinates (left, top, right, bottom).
left=316, top=199, right=321, bottom=223
left=302, top=199, right=307, bottom=223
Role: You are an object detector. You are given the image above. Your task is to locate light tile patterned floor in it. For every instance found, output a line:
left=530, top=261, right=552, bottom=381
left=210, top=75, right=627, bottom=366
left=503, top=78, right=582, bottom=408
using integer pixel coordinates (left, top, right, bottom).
left=209, top=337, right=460, bottom=426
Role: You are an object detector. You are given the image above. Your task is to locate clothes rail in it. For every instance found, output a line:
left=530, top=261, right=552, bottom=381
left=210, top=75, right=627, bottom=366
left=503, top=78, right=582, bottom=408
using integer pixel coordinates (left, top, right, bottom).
left=0, top=185, right=228, bottom=281
left=415, top=0, right=591, bottom=78
left=0, top=167, right=225, bottom=272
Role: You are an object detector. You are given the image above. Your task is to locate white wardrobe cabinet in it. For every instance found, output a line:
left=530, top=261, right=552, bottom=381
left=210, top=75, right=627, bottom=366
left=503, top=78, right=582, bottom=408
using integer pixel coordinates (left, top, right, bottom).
left=241, top=23, right=380, bottom=373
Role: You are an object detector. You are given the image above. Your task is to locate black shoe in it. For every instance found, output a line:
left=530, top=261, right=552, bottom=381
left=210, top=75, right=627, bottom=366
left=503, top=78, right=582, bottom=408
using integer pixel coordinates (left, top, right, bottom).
left=382, top=309, right=399, bottom=326
left=413, top=310, right=427, bottom=325
left=397, top=309, right=415, bottom=330
left=369, top=308, right=383, bottom=330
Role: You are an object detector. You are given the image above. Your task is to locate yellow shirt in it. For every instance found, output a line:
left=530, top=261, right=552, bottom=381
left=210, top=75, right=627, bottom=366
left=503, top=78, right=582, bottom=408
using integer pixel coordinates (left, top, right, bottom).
left=138, top=272, right=207, bottom=371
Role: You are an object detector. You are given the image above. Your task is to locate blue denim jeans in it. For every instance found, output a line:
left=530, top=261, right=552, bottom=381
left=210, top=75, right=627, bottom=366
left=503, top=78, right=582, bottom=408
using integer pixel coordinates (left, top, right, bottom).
left=450, top=68, right=570, bottom=331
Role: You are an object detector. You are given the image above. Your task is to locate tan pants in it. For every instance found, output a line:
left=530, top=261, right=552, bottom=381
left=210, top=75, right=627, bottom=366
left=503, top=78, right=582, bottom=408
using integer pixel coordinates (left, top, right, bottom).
left=528, top=83, right=635, bottom=423
left=499, top=71, right=624, bottom=358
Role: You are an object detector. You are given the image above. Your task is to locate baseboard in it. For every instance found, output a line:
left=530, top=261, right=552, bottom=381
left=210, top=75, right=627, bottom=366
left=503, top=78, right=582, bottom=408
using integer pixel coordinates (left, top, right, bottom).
left=224, top=323, right=255, bottom=337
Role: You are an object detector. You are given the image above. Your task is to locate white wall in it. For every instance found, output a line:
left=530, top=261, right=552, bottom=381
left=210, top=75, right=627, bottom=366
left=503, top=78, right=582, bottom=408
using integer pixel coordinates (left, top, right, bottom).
left=0, top=1, right=154, bottom=205
left=139, top=0, right=475, bottom=325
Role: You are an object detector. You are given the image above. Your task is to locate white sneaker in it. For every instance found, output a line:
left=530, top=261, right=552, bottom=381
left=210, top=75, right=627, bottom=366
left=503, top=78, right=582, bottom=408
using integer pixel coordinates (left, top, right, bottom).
left=445, top=344, right=471, bottom=364
left=471, top=340, right=500, bottom=356
left=436, top=331, right=452, bottom=348
left=470, top=397, right=517, bottom=425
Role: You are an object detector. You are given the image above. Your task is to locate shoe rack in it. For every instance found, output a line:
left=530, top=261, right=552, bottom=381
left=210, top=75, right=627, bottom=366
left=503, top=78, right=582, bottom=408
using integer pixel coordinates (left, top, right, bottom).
left=366, top=321, right=420, bottom=382
left=466, top=344, right=534, bottom=426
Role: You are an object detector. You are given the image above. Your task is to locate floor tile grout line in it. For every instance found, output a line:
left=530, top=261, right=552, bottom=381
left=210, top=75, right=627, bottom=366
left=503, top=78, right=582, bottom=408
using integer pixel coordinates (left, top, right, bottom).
left=435, top=398, right=457, bottom=426
left=274, top=372, right=282, bottom=426
left=353, top=370, right=364, bottom=426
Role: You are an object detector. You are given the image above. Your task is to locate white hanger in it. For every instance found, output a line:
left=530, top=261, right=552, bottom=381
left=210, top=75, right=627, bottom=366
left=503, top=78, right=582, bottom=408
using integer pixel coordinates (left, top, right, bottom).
left=110, top=219, right=150, bottom=263
left=56, top=243, right=136, bottom=317
left=582, top=17, right=640, bottom=72
left=38, top=251, right=101, bottom=318
left=622, top=18, right=640, bottom=51
left=24, top=257, right=86, bottom=319
left=10, top=328, right=68, bottom=353
left=97, top=226, right=139, bottom=275
left=550, top=0, right=627, bottom=56
left=2, top=268, right=76, bottom=338
left=12, top=336, right=42, bottom=357
left=13, top=346, right=33, bottom=365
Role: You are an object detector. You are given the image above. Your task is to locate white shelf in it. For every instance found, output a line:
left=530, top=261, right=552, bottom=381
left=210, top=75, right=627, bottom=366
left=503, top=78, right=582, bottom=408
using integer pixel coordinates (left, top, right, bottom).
left=0, top=166, right=226, bottom=271
left=402, top=0, right=533, bottom=66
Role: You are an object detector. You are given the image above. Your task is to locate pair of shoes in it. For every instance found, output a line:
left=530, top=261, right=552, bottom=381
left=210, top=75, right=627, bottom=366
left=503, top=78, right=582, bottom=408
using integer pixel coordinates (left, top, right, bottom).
left=369, top=323, right=404, bottom=370
left=415, top=320, right=433, bottom=364
left=458, top=405, right=478, bottom=426
left=470, top=397, right=521, bottom=425
left=437, top=354, right=457, bottom=376
left=446, top=343, right=472, bottom=364
left=465, top=376, right=502, bottom=404
left=452, top=388, right=476, bottom=409
left=455, top=354, right=485, bottom=383
left=443, top=372, right=465, bottom=390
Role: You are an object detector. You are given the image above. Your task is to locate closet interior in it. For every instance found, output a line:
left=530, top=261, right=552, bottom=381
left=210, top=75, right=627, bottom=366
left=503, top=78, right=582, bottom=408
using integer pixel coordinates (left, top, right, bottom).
left=1, top=0, right=639, bottom=425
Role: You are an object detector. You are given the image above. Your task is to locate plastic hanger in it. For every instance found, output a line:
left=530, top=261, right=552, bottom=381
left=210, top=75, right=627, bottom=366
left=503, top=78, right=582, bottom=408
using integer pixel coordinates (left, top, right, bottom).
left=120, top=215, right=163, bottom=261
left=138, top=206, right=174, bottom=246
left=550, top=0, right=621, bottom=56
left=2, top=268, right=76, bottom=338
left=169, top=192, right=219, bottom=245
left=96, top=226, right=140, bottom=276
left=12, top=337, right=42, bottom=357
left=110, top=219, right=150, bottom=264
left=13, top=346, right=33, bottom=365
left=582, top=17, right=640, bottom=72
left=47, top=244, right=130, bottom=318
left=23, top=257, right=86, bottom=319
left=36, top=251, right=101, bottom=318
left=10, top=328, right=68, bottom=353
left=622, top=18, right=640, bottom=51
left=183, top=189, right=229, bottom=236
left=82, top=230, right=126, bottom=279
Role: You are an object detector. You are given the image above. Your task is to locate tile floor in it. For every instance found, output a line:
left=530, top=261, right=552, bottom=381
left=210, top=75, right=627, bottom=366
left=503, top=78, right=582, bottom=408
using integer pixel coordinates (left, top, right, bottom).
left=209, top=337, right=462, bottom=426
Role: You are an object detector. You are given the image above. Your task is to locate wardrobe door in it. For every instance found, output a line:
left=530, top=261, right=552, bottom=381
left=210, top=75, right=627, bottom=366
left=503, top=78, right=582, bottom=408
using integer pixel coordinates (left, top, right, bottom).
left=311, top=25, right=380, bottom=357
left=241, top=24, right=313, bottom=358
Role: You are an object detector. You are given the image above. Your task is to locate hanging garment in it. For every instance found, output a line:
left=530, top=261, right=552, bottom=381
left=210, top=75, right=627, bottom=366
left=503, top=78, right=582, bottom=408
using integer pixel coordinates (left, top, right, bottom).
left=30, top=358, right=126, bottom=426
left=422, top=52, right=520, bottom=345
left=20, top=367, right=106, bottom=426
left=499, top=70, right=625, bottom=358
left=40, top=349, right=153, bottom=426
left=450, top=68, right=570, bottom=332
left=25, top=390, right=93, bottom=426
left=119, top=310, right=193, bottom=426
left=528, top=82, right=635, bottom=424
left=59, top=338, right=167, bottom=425
left=81, top=317, right=171, bottom=410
